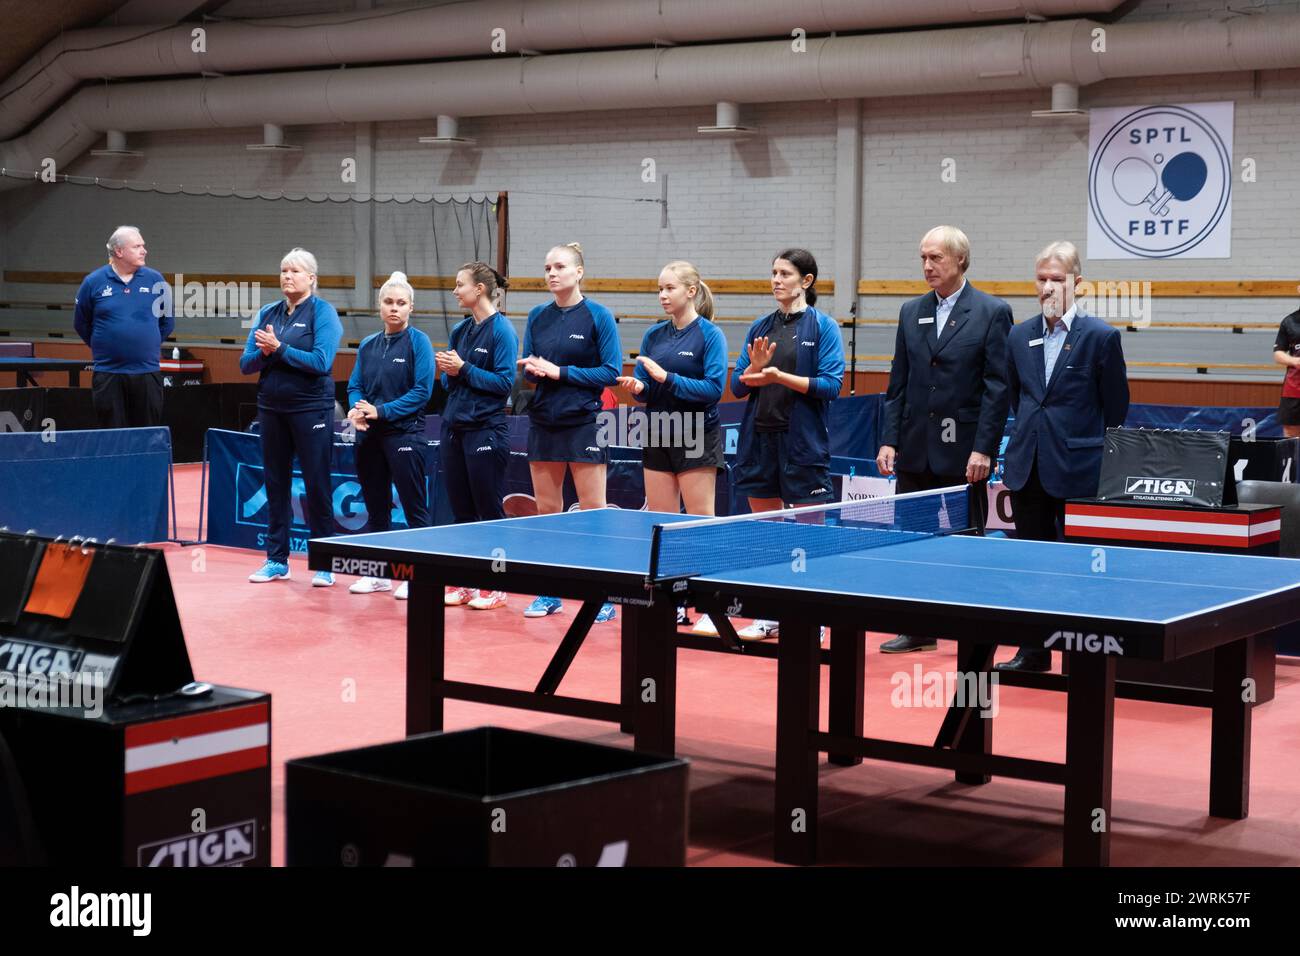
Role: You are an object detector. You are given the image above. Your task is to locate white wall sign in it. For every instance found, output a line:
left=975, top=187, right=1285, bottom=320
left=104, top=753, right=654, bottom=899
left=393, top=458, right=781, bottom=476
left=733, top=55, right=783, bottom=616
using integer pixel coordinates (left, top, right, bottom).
left=1087, top=102, right=1233, bottom=259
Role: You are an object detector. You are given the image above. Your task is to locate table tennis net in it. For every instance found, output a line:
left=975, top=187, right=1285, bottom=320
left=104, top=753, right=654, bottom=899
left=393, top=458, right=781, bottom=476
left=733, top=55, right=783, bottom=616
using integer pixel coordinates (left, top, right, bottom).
left=649, top=486, right=971, bottom=582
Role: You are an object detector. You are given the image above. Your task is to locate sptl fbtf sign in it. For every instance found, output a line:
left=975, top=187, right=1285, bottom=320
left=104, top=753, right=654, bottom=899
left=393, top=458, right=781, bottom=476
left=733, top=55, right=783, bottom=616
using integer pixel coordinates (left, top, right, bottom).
left=1087, top=102, right=1233, bottom=259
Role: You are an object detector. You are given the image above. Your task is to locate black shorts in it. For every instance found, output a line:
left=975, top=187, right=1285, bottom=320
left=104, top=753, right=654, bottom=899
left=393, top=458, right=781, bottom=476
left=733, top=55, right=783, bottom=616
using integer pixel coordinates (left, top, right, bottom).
left=1279, top=396, right=1300, bottom=426
left=731, top=431, right=834, bottom=505
left=641, top=423, right=725, bottom=474
left=526, top=420, right=606, bottom=463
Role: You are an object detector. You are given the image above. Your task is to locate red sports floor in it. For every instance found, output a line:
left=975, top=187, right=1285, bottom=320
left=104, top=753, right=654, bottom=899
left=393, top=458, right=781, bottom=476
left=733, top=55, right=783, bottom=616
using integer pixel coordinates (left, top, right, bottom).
left=168, top=464, right=1300, bottom=867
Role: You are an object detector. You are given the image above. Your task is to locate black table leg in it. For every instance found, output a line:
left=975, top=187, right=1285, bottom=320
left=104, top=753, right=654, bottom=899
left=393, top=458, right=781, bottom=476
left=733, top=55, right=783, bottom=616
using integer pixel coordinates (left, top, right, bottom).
left=632, top=600, right=677, bottom=756
left=70, top=369, right=81, bottom=387
left=619, top=605, right=637, bottom=735
left=827, top=626, right=864, bottom=766
left=534, top=599, right=600, bottom=694
left=953, top=642, right=995, bottom=785
left=406, top=578, right=442, bottom=737
left=1063, top=651, right=1115, bottom=867
left=774, top=618, right=821, bottom=866
left=1210, top=636, right=1253, bottom=819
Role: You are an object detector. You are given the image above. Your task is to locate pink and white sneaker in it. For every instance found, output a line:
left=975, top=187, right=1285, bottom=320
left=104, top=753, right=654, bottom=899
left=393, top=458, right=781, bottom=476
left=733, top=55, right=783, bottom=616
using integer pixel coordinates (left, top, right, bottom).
left=444, top=586, right=478, bottom=606
left=467, top=590, right=507, bottom=610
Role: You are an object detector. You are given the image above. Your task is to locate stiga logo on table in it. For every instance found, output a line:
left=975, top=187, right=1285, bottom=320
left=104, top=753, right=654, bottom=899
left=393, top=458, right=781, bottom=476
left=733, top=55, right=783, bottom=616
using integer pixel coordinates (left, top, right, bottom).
left=138, top=820, right=257, bottom=867
left=1125, top=476, right=1195, bottom=499
left=1044, top=630, right=1125, bottom=655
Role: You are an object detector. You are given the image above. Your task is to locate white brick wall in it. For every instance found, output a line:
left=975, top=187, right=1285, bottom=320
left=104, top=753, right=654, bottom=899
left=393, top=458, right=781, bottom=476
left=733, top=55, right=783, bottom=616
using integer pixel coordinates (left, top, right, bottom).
left=0, top=0, right=1297, bottom=380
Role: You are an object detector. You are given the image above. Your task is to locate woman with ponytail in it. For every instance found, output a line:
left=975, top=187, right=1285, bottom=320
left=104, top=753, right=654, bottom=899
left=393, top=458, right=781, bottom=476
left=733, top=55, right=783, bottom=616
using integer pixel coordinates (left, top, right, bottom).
left=729, top=248, right=844, bottom=641
left=517, top=242, right=622, bottom=622
left=617, top=260, right=727, bottom=630
left=343, top=271, right=436, bottom=600
left=618, top=260, right=727, bottom=505
left=437, top=261, right=519, bottom=611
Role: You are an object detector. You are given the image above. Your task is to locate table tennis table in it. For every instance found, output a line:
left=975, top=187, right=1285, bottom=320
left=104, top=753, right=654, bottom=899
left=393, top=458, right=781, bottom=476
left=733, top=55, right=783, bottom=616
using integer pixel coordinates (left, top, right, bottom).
left=308, top=487, right=1300, bottom=867
left=0, top=357, right=89, bottom=387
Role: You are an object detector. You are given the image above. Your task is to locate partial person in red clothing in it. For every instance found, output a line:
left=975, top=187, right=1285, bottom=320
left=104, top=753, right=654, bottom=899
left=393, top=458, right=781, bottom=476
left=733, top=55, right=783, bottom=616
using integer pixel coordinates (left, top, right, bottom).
left=1271, top=284, right=1300, bottom=440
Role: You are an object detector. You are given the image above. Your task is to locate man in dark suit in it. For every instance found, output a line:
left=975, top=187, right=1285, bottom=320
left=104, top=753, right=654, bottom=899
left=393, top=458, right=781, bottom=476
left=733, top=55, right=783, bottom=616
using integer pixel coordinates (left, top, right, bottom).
left=997, top=240, right=1130, bottom=671
left=876, top=225, right=1012, bottom=653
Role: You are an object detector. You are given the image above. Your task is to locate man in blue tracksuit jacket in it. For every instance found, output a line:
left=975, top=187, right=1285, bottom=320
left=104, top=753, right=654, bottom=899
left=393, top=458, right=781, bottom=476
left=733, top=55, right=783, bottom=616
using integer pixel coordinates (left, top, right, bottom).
left=73, top=225, right=174, bottom=428
left=239, top=248, right=342, bottom=586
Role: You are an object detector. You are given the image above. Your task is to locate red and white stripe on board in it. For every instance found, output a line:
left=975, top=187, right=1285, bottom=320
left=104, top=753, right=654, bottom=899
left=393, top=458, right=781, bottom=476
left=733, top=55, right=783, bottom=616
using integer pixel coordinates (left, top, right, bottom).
left=1065, top=503, right=1281, bottom=548
left=124, top=703, right=269, bottom=795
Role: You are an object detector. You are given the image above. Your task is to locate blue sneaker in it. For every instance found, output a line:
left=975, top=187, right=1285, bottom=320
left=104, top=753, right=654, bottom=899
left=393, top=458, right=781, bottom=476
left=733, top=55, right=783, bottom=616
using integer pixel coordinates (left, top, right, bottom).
left=248, top=560, right=290, bottom=583
left=312, top=571, right=335, bottom=588
left=595, top=602, right=617, bottom=624
left=524, top=596, right=563, bottom=618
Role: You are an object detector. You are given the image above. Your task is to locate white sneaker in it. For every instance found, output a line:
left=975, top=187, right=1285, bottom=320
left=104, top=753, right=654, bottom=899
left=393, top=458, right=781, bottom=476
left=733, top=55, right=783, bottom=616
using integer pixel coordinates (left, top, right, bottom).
left=445, top=586, right=477, bottom=606
left=349, top=576, right=392, bottom=594
left=395, top=582, right=409, bottom=600
left=467, top=590, right=507, bottom=610
left=737, top=619, right=780, bottom=642
left=692, top=614, right=718, bottom=636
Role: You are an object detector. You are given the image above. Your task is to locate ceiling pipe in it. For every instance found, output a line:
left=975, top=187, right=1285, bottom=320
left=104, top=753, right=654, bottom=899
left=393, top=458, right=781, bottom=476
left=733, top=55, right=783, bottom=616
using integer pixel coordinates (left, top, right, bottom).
left=0, top=0, right=1129, bottom=140
left=2, top=13, right=1298, bottom=191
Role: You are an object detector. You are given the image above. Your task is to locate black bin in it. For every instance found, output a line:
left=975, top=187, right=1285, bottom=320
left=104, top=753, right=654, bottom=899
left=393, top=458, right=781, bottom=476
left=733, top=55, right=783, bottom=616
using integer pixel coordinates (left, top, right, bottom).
left=286, top=727, right=688, bottom=867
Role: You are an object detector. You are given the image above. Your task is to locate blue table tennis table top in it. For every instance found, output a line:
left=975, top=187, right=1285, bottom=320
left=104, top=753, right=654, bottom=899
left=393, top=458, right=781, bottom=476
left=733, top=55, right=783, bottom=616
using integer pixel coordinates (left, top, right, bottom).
left=316, top=508, right=1300, bottom=628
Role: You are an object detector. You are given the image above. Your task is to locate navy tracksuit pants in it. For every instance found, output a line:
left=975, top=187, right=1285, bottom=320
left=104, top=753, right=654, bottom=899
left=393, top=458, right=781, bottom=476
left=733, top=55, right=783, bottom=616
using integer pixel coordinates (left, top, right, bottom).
left=355, top=428, right=430, bottom=532
left=259, top=406, right=335, bottom=563
left=440, top=421, right=509, bottom=523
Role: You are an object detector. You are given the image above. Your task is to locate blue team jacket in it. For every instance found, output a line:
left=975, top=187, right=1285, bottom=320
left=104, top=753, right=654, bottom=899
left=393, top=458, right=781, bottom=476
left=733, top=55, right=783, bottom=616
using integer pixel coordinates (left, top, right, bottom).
left=347, top=325, right=435, bottom=433
left=731, top=306, right=844, bottom=467
left=631, top=317, right=727, bottom=428
left=441, top=312, right=518, bottom=429
left=240, top=296, right=342, bottom=413
left=522, top=298, right=621, bottom=428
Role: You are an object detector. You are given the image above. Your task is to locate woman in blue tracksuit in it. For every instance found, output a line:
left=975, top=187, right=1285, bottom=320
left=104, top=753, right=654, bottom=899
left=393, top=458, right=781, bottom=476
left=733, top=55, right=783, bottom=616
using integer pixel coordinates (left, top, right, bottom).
left=730, top=248, right=844, bottom=640
left=437, top=261, right=518, bottom=611
left=517, top=242, right=621, bottom=621
left=617, top=260, right=727, bottom=515
left=343, top=271, right=435, bottom=601
left=240, top=247, right=343, bottom=587
left=617, top=259, right=728, bottom=631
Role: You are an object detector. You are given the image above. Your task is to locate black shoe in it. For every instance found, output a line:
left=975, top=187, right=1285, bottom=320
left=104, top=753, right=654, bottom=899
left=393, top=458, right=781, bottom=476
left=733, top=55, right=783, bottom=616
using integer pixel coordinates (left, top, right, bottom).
left=879, top=634, right=938, bottom=654
left=995, top=649, right=1052, bottom=672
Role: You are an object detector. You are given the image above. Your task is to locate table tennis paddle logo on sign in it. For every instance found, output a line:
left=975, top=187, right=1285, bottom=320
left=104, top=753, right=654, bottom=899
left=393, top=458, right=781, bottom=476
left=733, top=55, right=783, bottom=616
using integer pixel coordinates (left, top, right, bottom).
left=1087, top=103, right=1233, bottom=259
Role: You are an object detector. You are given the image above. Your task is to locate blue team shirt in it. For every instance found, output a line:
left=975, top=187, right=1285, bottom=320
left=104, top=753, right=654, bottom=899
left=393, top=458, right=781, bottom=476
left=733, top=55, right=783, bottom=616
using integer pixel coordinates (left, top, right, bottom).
left=73, top=264, right=174, bottom=373
left=631, top=317, right=727, bottom=428
left=521, top=298, right=621, bottom=428
left=441, top=312, right=518, bottom=429
left=240, top=296, right=342, bottom=413
left=347, top=326, right=435, bottom=433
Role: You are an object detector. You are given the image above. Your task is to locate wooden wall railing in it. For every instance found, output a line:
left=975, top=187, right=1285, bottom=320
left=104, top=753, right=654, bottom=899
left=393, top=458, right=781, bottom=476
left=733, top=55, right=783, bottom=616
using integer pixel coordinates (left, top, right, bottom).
left=8, top=272, right=1296, bottom=299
